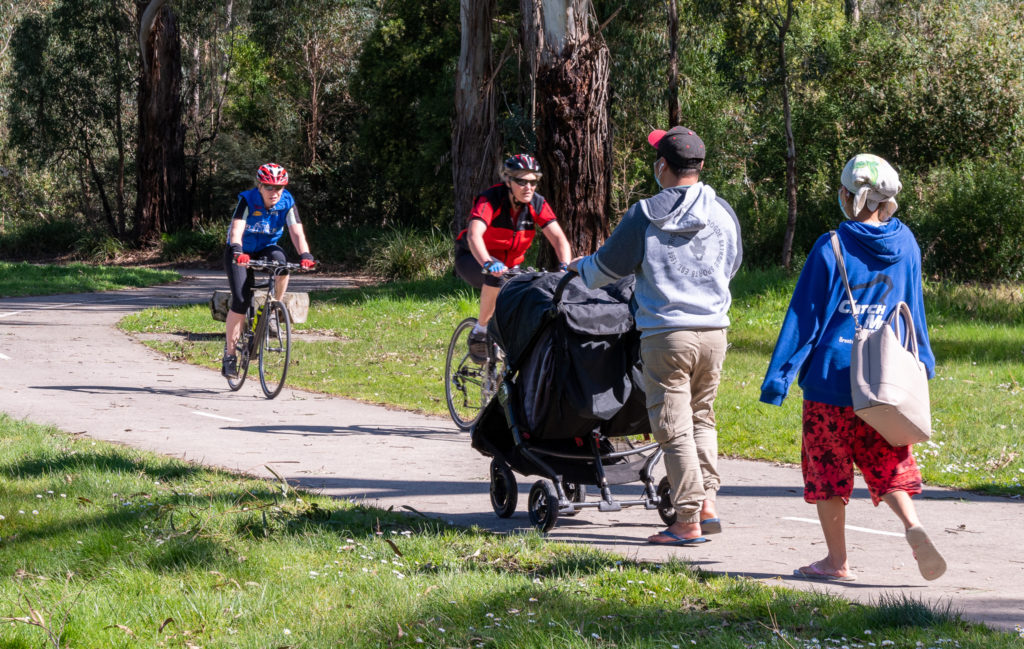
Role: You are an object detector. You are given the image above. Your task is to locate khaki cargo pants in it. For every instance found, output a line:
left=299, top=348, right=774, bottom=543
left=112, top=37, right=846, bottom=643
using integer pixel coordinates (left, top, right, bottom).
left=641, top=328, right=728, bottom=524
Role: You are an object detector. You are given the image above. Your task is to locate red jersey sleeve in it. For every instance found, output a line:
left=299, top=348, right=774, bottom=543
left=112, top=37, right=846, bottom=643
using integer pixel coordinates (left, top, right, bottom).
left=534, top=200, right=558, bottom=229
left=469, top=195, right=495, bottom=226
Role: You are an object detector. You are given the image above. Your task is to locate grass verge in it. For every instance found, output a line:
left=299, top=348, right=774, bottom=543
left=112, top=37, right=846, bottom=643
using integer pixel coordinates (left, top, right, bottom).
left=118, top=269, right=1024, bottom=497
left=1, top=413, right=1012, bottom=648
left=0, top=262, right=179, bottom=298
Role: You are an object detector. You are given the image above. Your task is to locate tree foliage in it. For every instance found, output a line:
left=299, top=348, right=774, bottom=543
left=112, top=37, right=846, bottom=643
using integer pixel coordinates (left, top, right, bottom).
left=0, top=0, right=1021, bottom=278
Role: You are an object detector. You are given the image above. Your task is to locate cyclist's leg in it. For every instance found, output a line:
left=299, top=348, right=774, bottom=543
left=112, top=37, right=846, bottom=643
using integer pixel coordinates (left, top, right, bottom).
left=253, top=245, right=288, bottom=299
left=454, top=248, right=503, bottom=323
left=224, top=245, right=254, bottom=352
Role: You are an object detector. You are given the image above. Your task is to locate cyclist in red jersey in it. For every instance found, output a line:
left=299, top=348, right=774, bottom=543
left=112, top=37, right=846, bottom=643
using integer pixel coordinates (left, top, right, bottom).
left=454, top=154, right=572, bottom=362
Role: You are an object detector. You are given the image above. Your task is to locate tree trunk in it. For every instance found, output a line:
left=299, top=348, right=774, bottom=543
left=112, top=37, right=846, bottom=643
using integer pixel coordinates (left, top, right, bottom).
left=521, top=0, right=612, bottom=262
left=666, top=0, right=680, bottom=126
left=451, top=0, right=501, bottom=236
left=776, top=1, right=798, bottom=269
left=845, top=0, right=860, bottom=24
left=134, top=0, right=186, bottom=244
left=81, top=143, right=117, bottom=235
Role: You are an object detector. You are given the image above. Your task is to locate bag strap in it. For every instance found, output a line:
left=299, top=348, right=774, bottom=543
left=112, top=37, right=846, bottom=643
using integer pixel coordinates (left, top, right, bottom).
left=829, top=231, right=861, bottom=330
left=886, top=301, right=921, bottom=359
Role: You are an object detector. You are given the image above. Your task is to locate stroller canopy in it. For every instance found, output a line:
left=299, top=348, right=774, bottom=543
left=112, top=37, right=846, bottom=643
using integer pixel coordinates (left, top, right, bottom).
left=489, top=271, right=636, bottom=369
left=485, top=271, right=649, bottom=441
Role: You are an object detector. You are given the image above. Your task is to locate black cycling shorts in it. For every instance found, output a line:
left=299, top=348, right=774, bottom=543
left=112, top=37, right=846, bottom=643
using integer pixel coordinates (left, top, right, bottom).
left=454, top=247, right=504, bottom=289
left=223, top=244, right=287, bottom=314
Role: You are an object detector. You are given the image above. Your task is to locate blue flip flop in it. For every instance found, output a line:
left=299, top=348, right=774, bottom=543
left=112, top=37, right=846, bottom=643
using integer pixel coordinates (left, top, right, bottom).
left=700, top=518, right=722, bottom=535
left=648, top=529, right=710, bottom=546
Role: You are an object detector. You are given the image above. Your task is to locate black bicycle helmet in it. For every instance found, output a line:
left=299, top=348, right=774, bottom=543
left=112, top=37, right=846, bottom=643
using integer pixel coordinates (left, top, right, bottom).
left=503, top=154, right=541, bottom=175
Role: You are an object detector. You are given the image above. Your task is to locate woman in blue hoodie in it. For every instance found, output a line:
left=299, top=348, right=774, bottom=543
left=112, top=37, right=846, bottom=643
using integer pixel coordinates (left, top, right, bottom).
left=760, top=154, right=945, bottom=582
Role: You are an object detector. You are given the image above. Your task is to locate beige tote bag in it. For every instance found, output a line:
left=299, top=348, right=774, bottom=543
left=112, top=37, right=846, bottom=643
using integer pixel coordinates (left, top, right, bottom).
left=830, top=232, right=931, bottom=446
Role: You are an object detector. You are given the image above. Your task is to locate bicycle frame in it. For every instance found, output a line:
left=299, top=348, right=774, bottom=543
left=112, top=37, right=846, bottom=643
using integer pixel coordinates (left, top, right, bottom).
left=227, top=259, right=305, bottom=397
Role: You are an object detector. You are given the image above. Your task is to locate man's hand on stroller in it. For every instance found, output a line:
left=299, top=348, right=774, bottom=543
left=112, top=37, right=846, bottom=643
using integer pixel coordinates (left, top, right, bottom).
left=300, top=252, right=316, bottom=270
left=482, top=258, right=507, bottom=276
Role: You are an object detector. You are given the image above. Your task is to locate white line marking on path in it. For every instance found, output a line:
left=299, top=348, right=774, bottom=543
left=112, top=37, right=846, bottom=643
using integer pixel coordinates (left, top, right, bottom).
left=0, top=303, right=81, bottom=318
left=783, top=516, right=904, bottom=538
left=192, top=411, right=243, bottom=422
left=0, top=353, right=9, bottom=360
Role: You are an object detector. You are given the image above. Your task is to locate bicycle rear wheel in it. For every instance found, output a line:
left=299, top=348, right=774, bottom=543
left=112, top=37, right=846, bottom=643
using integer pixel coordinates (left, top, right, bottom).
left=258, top=301, right=291, bottom=399
left=445, top=317, right=501, bottom=430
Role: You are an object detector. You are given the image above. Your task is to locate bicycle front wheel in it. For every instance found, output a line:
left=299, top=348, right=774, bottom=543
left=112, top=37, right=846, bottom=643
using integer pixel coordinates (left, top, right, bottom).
left=226, top=335, right=251, bottom=391
left=258, top=301, right=291, bottom=399
left=445, top=317, right=496, bottom=430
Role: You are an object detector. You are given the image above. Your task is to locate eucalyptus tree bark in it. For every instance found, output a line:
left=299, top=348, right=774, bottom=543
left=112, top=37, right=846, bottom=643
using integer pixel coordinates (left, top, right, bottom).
left=184, top=0, right=233, bottom=225
left=452, top=0, right=501, bottom=236
left=666, top=0, right=680, bottom=126
left=520, top=0, right=612, bottom=260
left=757, top=0, right=799, bottom=268
left=845, top=0, right=860, bottom=24
left=134, top=0, right=186, bottom=244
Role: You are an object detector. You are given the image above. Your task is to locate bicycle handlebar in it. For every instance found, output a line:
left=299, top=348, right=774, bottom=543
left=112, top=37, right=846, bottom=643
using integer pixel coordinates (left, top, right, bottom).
left=242, top=260, right=309, bottom=273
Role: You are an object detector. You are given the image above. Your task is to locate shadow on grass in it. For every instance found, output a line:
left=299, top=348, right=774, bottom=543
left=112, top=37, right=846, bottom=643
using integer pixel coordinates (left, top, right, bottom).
left=930, top=338, right=1024, bottom=364
left=2, top=449, right=202, bottom=482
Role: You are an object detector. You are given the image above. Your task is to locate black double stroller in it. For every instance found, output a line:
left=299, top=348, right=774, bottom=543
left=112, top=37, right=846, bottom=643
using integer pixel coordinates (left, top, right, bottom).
left=470, top=270, right=676, bottom=532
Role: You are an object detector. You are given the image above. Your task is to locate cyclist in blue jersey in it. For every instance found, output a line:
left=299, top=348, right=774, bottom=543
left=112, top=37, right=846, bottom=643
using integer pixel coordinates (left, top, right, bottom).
left=222, top=163, right=315, bottom=378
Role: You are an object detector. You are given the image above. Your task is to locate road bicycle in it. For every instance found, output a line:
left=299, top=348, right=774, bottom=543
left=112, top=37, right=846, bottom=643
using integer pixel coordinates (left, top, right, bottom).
left=226, top=260, right=305, bottom=399
left=444, top=316, right=505, bottom=430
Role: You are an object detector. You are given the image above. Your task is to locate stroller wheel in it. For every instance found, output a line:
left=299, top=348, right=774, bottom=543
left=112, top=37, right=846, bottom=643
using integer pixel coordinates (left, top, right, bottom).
left=527, top=480, right=560, bottom=533
left=560, top=481, right=585, bottom=517
left=489, top=459, right=518, bottom=518
left=656, top=476, right=677, bottom=526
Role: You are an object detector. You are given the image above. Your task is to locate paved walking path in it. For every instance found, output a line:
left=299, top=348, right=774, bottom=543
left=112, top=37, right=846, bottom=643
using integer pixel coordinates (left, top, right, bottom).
left=1, top=270, right=1021, bottom=630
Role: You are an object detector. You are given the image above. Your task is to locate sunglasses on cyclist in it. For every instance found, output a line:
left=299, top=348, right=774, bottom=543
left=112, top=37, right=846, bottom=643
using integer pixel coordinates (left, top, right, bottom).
left=261, top=184, right=286, bottom=192
left=511, top=178, right=539, bottom=188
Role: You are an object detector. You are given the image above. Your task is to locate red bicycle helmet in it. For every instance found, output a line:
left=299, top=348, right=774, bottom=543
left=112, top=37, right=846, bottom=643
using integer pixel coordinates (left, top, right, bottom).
left=503, top=154, right=541, bottom=175
left=256, top=163, right=289, bottom=186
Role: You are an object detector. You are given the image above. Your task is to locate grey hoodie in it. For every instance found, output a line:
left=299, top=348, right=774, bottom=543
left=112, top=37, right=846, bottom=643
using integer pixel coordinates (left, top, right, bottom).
left=577, top=182, right=742, bottom=335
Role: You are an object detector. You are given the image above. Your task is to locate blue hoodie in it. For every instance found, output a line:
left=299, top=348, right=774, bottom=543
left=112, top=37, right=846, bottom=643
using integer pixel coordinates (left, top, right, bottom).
left=576, top=182, right=742, bottom=335
left=760, top=218, right=935, bottom=408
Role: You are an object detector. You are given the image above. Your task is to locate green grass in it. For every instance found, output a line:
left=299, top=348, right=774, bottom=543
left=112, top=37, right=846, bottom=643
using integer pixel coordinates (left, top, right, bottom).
left=118, top=269, right=1024, bottom=497
left=1, top=413, right=1014, bottom=648
left=0, top=261, right=179, bottom=298
left=122, top=274, right=479, bottom=414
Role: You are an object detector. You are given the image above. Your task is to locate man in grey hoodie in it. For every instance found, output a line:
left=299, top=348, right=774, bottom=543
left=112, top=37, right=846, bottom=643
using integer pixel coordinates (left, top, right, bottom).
left=569, top=126, right=742, bottom=545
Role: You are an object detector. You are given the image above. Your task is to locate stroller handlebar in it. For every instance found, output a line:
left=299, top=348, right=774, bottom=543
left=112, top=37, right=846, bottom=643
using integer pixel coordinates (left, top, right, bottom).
left=552, top=269, right=578, bottom=305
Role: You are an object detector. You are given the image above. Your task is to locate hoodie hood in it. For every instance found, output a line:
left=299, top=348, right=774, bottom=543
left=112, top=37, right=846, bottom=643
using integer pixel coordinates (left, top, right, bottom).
left=838, top=217, right=913, bottom=265
left=642, top=182, right=718, bottom=234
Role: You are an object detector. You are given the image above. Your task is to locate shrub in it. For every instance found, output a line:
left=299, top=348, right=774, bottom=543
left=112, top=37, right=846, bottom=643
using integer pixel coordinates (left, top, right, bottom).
left=75, top=231, right=126, bottom=262
left=161, top=227, right=222, bottom=262
left=0, top=218, right=85, bottom=259
left=365, top=227, right=452, bottom=281
left=300, top=222, right=381, bottom=270
left=908, top=154, right=1024, bottom=282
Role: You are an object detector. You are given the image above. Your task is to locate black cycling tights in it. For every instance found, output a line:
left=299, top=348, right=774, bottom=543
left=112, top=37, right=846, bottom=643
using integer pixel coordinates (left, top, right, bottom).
left=223, top=244, right=287, bottom=314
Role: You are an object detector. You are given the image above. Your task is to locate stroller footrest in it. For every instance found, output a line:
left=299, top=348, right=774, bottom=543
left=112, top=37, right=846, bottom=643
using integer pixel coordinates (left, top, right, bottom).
left=597, top=500, right=622, bottom=512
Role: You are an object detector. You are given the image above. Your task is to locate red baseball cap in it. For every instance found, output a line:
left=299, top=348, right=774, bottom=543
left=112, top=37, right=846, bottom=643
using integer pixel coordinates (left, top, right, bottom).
left=648, top=126, right=706, bottom=166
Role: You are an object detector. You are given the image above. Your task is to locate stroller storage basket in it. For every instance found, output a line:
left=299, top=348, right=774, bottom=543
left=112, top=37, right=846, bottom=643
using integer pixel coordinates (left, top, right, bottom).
left=471, top=271, right=670, bottom=533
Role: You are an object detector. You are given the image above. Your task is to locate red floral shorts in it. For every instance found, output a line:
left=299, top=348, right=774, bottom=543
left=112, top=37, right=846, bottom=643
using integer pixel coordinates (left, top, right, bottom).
left=801, top=400, right=922, bottom=505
